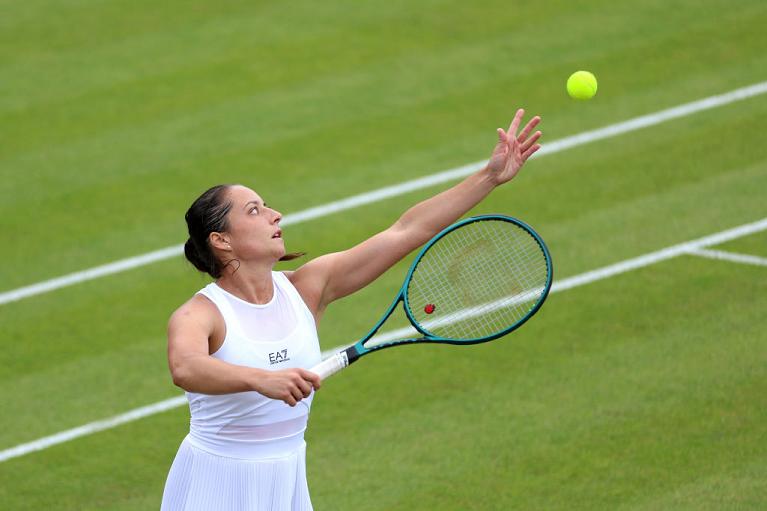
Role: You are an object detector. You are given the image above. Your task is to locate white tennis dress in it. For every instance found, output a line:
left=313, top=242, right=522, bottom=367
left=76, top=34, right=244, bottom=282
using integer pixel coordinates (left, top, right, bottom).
left=161, top=272, right=322, bottom=511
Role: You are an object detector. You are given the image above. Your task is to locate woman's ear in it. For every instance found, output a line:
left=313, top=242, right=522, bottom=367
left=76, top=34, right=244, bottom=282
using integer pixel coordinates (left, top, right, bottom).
left=209, top=232, right=232, bottom=252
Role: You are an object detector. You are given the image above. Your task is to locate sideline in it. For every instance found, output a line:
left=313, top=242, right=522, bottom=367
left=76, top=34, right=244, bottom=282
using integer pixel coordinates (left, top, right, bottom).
left=2, top=80, right=767, bottom=306
left=2, top=216, right=766, bottom=463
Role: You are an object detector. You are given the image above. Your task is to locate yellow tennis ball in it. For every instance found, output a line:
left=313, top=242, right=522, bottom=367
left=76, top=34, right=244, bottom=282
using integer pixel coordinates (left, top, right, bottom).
left=567, top=71, right=598, bottom=100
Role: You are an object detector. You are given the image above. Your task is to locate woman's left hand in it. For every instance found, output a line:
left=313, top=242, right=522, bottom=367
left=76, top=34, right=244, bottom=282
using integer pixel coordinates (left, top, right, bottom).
left=485, top=108, right=542, bottom=185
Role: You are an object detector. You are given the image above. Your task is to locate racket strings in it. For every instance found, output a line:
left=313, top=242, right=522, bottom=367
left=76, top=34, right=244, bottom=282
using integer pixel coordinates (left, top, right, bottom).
left=407, top=219, right=549, bottom=340
left=460, top=222, right=544, bottom=336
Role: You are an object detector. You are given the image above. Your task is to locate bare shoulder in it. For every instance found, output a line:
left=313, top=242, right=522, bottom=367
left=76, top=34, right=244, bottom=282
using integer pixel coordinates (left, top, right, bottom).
left=168, top=292, right=227, bottom=355
left=284, top=257, right=336, bottom=318
left=286, top=253, right=337, bottom=284
left=168, top=293, right=220, bottom=333
left=284, top=265, right=319, bottom=305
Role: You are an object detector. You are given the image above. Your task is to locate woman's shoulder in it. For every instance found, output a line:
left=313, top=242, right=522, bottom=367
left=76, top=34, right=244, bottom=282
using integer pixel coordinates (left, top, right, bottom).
left=282, top=269, right=323, bottom=319
left=168, top=291, right=221, bottom=330
left=167, top=292, right=226, bottom=352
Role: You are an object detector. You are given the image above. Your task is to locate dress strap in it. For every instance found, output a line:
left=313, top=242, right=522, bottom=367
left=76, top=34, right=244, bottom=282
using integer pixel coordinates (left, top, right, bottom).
left=273, top=272, right=313, bottom=319
left=196, top=283, right=246, bottom=339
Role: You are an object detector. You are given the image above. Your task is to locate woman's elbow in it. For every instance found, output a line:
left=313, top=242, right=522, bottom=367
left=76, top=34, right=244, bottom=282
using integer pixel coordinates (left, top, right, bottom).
left=170, top=363, right=194, bottom=391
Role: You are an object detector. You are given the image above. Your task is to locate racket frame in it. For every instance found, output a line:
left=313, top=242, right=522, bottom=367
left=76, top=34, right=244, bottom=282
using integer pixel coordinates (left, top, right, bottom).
left=314, top=214, right=553, bottom=378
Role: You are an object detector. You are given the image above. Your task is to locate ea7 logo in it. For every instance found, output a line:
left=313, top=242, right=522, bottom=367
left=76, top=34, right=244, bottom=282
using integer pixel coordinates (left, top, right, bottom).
left=269, top=349, right=290, bottom=365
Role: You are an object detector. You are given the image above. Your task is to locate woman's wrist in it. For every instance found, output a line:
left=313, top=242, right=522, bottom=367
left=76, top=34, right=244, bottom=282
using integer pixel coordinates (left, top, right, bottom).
left=476, top=165, right=501, bottom=189
left=246, top=367, right=269, bottom=393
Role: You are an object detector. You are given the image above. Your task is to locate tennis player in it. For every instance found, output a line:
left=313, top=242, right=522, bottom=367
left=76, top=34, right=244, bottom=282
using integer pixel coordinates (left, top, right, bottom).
left=161, top=109, right=541, bottom=510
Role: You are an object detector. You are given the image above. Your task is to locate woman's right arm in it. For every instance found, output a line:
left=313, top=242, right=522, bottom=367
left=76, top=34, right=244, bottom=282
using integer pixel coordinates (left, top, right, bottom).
left=167, top=296, right=320, bottom=406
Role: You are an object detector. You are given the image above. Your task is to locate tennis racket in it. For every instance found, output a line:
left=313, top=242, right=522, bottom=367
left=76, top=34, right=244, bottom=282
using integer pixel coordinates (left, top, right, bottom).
left=309, top=214, right=553, bottom=379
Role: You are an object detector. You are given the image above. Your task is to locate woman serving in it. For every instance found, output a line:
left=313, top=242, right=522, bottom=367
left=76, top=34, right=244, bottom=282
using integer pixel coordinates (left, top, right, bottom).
left=161, top=109, right=542, bottom=511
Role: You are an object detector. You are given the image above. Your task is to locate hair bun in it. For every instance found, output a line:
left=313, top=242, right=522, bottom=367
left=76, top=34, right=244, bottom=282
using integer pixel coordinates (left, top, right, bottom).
left=184, top=238, right=209, bottom=274
left=184, top=185, right=234, bottom=279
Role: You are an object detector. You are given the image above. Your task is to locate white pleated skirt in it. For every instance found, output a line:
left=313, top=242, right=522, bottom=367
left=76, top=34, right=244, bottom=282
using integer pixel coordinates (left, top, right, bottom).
left=161, top=436, right=313, bottom=511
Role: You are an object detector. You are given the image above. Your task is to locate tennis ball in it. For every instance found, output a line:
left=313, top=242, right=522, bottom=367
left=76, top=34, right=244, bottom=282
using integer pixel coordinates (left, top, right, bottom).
left=567, top=71, right=598, bottom=100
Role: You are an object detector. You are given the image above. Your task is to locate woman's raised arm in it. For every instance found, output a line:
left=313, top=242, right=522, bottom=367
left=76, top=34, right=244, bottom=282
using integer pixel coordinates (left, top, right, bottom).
left=291, top=109, right=541, bottom=315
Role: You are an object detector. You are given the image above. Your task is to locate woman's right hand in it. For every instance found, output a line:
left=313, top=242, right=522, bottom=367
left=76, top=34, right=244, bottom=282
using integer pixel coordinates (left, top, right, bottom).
left=252, top=368, right=322, bottom=407
left=485, top=108, right=542, bottom=185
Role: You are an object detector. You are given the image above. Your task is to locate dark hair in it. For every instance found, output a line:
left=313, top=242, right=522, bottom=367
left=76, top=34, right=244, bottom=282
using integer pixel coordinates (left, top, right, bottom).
left=184, top=184, right=303, bottom=278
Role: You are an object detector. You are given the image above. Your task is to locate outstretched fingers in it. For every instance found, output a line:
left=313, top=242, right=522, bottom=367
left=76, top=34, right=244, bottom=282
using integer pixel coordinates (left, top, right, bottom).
left=517, top=116, right=541, bottom=142
left=507, top=109, right=525, bottom=138
left=520, top=130, right=542, bottom=152
left=522, top=143, right=541, bottom=161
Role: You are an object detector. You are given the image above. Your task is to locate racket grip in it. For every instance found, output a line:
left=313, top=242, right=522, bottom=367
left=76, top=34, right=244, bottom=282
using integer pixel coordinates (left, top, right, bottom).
left=310, top=350, right=350, bottom=380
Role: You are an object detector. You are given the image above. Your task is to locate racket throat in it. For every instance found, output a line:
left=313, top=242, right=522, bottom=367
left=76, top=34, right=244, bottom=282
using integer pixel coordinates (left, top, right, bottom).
left=344, top=345, right=361, bottom=365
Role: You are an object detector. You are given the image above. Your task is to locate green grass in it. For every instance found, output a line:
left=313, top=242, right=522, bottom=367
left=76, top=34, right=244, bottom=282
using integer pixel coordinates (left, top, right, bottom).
left=2, top=0, right=767, bottom=509
left=718, top=231, right=767, bottom=257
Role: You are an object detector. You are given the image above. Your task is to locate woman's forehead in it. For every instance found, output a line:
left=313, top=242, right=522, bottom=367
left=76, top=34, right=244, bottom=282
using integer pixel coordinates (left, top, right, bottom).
left=228, top=185, right=262, bottom=204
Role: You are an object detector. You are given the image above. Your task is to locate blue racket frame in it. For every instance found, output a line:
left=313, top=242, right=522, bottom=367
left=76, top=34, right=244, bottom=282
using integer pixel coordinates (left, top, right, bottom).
left=340, top=214, right=553, bottom=365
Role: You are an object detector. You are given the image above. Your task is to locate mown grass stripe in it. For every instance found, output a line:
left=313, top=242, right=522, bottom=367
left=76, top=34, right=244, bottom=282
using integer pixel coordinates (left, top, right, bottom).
left=2, top=80, right=767, bottom=306
left=2, top=215, right=765, bottom=463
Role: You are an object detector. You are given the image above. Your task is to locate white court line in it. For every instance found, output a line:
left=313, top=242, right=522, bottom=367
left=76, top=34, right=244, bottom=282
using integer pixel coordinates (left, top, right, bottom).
left=2, top=80, right=767, bottom=306
left=365, top=217, right=767, bottom=344
left=2, top=215, right=766, bottom=463
left=687, top=248, right=767, bottom=267
left=0, top=396, right=187, bottom=464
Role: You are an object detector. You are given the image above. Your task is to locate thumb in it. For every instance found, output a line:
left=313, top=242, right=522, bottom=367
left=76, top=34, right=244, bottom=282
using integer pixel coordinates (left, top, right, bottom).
left=300, top=368, right=322, bottom=389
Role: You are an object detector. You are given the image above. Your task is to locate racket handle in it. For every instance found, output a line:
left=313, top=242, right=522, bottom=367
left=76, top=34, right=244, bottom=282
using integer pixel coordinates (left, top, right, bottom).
left=310, top=350, right=350, bottom=380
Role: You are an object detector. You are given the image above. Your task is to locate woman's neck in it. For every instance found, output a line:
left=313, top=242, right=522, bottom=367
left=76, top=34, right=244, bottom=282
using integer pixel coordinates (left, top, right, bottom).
left=216, top=264, right=275, bottom=304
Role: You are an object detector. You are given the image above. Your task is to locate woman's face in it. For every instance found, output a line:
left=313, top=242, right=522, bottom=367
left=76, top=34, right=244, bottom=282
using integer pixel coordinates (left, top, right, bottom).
left=217, top=185, right=285, bottom=262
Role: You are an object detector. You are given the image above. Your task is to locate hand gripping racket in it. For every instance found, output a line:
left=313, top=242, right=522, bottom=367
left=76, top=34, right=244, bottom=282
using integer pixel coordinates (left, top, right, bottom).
left=309, top=214, right=553, bottom=379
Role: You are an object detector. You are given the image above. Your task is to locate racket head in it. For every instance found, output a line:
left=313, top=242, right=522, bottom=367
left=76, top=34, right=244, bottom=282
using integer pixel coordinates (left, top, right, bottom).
left=401, top=214, right=552, bottom=345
